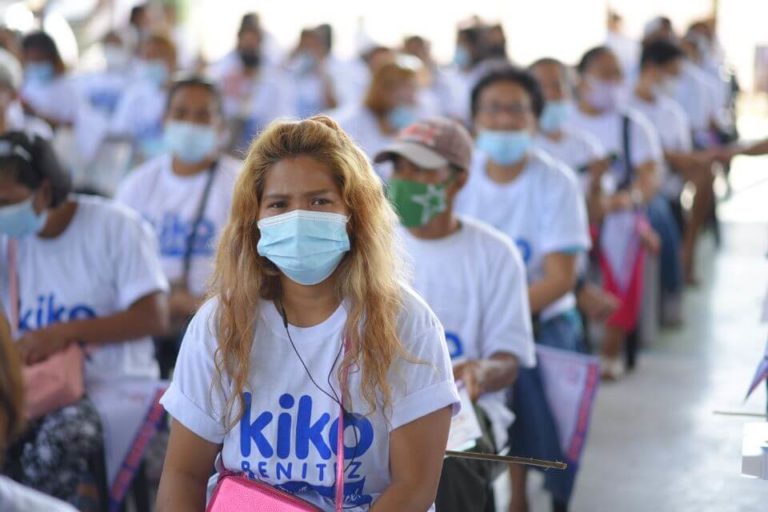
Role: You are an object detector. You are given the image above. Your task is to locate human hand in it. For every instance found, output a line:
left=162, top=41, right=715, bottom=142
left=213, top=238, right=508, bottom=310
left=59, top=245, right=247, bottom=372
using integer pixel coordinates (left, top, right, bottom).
left=17, top=324, right=77, bottom=365
left=453, top=360, right=483, bottom=402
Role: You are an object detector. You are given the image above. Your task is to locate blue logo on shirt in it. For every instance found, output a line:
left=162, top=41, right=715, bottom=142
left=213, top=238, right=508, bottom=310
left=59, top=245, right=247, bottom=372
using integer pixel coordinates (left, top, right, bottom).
left=445, top=331, right=464, bottom=359
left=238, top=392, right=374, bottom=506
left=18, top=294, right=96, bottom=331
left=151, top=212, right=215, bottom=258
left=515, top=238, right=532, bottom=264
left=89, top=90, right=121, bottom=114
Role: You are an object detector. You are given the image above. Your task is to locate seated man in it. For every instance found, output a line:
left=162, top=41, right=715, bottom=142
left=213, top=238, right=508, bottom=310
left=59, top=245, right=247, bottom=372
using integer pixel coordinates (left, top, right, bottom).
left=375, top=118, right=536, bottom=512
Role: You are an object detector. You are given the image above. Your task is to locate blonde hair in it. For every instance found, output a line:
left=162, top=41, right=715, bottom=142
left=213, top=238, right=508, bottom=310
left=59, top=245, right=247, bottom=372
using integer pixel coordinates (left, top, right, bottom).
left=364, top=60, right=418, bottom=116
left=0, top=310, right=24, bottom=462
left=211, top=115, right=407, bottom=426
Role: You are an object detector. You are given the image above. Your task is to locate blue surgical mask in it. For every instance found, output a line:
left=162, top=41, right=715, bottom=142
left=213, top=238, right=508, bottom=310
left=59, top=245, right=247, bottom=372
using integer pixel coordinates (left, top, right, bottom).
left=257, top=210, right=350, bottom=286
left=293, top=52, right=316, bottom=75
left=539, top=100, right=572, bottom=134
left=476, top=130, right=531, bottom=165
left=387, top=105, right=418, bottom=132
left=453, top=46, right=471, bottom=68
left=139, top=59, right=169, bottom=87
left=584, top=78, right=626, bottom=112
left=25, top=62, right=54, bottom=84
left=0, top=198, right=48, bottom=238
left=163, top=121, right=218, bottom=164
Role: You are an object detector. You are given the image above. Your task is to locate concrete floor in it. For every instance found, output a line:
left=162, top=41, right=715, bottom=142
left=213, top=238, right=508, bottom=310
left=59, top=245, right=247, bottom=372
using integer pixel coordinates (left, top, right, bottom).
left=496, top=159, right=768, bottom=511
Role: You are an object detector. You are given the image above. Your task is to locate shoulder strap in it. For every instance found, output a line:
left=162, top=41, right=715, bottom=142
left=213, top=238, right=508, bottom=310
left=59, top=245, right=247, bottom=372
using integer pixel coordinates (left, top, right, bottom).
left=7, top=239, right=18, bottom=339
left=181, top=160, right=219, bottom=284
left=618, top=114, right=633, bottom=191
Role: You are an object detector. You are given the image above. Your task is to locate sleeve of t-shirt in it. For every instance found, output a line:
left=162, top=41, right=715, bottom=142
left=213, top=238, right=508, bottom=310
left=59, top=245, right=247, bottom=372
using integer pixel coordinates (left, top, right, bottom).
left=109, top=205, right=169, bottom=309
left=628, top=112, right=664, bottom=169
left=579, top=130, right=609, bottom=161
left=388, top=292, right=461, bottom=432
left=480, top=235, right=536, bottom=367
left=540, top=165, right=592, bottom=255
left=160, top=299, right=229, bottom=443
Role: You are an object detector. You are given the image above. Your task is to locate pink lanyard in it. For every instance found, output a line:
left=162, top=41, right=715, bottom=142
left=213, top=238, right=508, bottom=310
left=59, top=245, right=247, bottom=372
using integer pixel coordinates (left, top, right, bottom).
left=7, top=239, right=18, bottom=339
left=334, top=341, right=351, bottom=512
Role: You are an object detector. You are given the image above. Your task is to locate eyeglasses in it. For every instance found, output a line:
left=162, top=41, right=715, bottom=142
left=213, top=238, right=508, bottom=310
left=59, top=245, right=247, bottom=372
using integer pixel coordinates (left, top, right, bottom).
left=476, top=102, right=532, bottom=117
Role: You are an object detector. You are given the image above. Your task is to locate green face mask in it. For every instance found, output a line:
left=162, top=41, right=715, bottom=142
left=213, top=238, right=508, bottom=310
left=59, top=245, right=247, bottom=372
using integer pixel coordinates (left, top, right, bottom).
left=388, top=178, right=448, bottom=228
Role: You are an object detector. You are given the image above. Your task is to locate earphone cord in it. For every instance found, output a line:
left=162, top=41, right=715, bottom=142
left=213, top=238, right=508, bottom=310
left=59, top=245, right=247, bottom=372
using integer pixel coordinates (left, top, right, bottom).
left=277, top=300, right=360, bottom=486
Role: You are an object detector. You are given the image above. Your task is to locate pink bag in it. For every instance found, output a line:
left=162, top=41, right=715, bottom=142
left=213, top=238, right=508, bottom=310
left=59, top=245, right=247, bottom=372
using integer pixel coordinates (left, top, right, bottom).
left=22, top=343, right=85, bottom=419
left=7, top=239, right=85, bottom=420
left=207, top=344, right=349, bottom=512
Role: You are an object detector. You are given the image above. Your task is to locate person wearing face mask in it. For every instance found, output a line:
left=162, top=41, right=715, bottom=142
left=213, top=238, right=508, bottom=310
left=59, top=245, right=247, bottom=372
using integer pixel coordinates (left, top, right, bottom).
left=75, top=32, right=133, bottom=119
left=156, top=115, right=459, bottom=511
left=402, top=36, right=461, bottom=119
left=115, top=77, right=238, bottom=377
left=529, top=58, right=620, bottom=324
left=0, top=48, right=52, bottom=140
left=0, top=132, right=169, bottom=507
left=333, top=59, right=434, bottom=180
left=456, top=67, right=591, bottom=512
left=111, top=33, right=178, bottom=162
left=286, top=27, right=340, bottom=118
left=566, top=46, right=663, bottom=379
left=19, top=31, right=78, bottom=130
left=631, top=39, right=718, bottom=297
left=209, top=17, right=294, bottom=154
left=375, top=118, right=535, bottom=512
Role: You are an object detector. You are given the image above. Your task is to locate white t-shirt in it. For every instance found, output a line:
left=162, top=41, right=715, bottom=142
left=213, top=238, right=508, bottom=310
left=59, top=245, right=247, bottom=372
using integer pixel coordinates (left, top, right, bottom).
left=331, top=104, right=396, bottom=179
left=160, top=287, right=460, bottom=511
left=21, top=75, right=79, bottom=124
left=566, top=106, right=663, bottom=192
left=533, top=129, right=607, bottom=194
left=456, top=149, right=591, bottom=321
left=110, top=80, right=167, bottom=156
left=398, top=217, right=535, bottom=448
left=0, top=475, right=77, bottom=512
left=0, top=196, right=168, bottom=382
left=5, top=102, right=53, bottom=140
left=629, top=93, right=693, bottom=197
left=116, top=154, right=240, bottom=297
left=674, top=62, right=716, bottom=134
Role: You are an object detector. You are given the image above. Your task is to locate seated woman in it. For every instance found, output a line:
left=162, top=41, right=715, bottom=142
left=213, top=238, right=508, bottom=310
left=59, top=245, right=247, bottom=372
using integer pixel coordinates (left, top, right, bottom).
left=0, top=308, right=77, bottom=512
left=0, top=131, right=169, bottom=507
left=156, top=115, right=459, bottom=511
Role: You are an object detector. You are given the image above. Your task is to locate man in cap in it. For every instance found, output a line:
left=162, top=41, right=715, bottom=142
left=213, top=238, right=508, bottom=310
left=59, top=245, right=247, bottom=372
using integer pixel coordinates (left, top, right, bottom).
left=376, top=118, right=536, bottom=512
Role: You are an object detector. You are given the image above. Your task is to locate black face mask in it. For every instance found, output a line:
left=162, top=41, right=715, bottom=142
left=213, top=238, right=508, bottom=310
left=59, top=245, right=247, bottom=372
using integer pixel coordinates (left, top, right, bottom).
left=238, top=49, right=260, bottom=68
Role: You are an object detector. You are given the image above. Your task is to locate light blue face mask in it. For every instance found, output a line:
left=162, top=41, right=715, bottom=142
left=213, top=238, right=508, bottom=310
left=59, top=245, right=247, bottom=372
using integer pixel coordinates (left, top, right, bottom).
left=539, top=100, right=572, bottom=134
left=387, top=105, right=418, bottom=132
left=0, top=197, right=48, bottom=238
left=293, top=52, right=316, bottom=75
left=140, top=59, right=169, bottom=87
left=453, top=46, right=471, bottom=68
left=257, top=210, right=350, bottom=286
left=163, top=121, right=218, bottom=164
left=25, top=62, right=54, bottom=84
left=476, top=130, right=531, bottom=165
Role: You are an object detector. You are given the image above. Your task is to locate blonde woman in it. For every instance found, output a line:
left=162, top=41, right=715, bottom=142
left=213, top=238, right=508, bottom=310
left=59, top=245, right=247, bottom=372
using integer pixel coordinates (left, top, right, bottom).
left=157, top=115, right=459, bottom=511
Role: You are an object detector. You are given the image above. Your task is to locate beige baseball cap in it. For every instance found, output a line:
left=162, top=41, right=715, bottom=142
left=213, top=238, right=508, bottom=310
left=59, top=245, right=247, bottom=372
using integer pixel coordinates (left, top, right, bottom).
left=374, top=117, right=473, bottom=171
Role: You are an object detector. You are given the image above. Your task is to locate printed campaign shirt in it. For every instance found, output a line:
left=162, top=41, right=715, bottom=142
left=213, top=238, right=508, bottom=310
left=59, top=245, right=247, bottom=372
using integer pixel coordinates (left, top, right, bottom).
left=456, top=148, right=591, bottom=321
left=398, top=217, right=536, bottom=447
left=116, top=154, right=240, bottom=296
left=533, top=128, right=608, bottom=195
left=0, top=195, right=169, bottom=381
left=110, top=81, right=168, bottom=158
left=160, top=286, right=460, bottom=511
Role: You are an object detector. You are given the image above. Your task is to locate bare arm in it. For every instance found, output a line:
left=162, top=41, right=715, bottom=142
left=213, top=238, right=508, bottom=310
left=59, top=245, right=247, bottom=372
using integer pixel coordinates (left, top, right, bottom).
left=528, top=252, right=578, bottom=314
left=156, top=420, right=220, bottom=512
left=370, top=406, right=453, bottom=512
left=17, top=292, right=169, bottom=364
left=453, top=353, right=519, bottom=401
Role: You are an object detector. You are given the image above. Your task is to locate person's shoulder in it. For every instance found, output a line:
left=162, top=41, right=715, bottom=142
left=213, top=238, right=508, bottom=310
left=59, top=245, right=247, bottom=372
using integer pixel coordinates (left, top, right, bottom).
left=657, top=95, right=689, bottom=122
left=529, top=148, right=578, bottom=183
left=118, top=155, right=169, bottom=195
left=75, top=195, right=146, bottom=230
left=396, top=282, right=443, bottom=336
left=458, top=217, right=521, bottom=258
left=622, top=106, right=657, bottom=136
